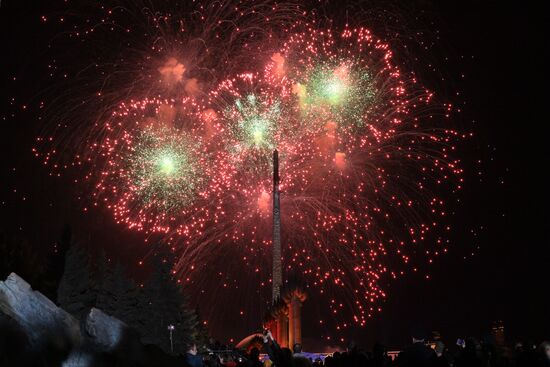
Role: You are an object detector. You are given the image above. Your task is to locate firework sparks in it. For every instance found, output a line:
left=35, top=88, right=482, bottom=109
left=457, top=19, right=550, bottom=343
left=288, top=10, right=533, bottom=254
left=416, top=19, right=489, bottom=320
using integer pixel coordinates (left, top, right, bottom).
left=125, top=125, right=206, bottom=211
left=229, top=94, right=280, bottom=152
left=295, top=62, right=376, bottom=129
left=36, top=1, right=466, bottom=336
left=91, top=98, right=228, bottom=233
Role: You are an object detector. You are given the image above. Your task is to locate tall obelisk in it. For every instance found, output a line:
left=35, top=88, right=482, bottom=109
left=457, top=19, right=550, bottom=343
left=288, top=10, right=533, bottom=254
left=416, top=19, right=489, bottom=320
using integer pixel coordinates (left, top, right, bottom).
left=272, top=150, right=282, bottom=302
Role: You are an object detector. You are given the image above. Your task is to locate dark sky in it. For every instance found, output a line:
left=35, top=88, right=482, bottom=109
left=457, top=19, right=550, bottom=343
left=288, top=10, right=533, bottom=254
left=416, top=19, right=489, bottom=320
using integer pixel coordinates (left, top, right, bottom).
left=1, top=0, right=548, bottom=350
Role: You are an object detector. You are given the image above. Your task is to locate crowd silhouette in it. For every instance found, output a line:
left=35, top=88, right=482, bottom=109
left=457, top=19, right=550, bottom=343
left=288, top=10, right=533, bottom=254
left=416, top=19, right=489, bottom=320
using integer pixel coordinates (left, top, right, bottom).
left=194, top=329, right=550, bottom=367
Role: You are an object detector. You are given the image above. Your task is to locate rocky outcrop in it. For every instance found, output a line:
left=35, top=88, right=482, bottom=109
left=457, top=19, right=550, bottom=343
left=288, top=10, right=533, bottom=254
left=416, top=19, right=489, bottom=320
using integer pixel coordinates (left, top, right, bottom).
left=0, top=272, right=189, bottom=366
left=0, top=273, right=127, bottom=352
left=0, top=272, right=81, bottom=347
left=84, top=307, right=126, bottom=351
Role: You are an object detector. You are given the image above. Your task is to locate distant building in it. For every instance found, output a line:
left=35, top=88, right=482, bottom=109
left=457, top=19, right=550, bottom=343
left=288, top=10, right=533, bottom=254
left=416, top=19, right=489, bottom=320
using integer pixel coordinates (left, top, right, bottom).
left=492, top=320, right=505, bottom=346
left=264, top=150, right=306, bottom=348
left=238, top=151, right=307, bottom=351
left=264, top=285, right=307, bottom=348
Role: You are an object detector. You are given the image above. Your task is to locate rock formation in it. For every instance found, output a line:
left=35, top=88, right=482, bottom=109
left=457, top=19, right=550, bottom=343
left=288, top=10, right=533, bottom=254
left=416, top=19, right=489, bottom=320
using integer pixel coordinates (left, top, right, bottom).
left=84, top=307, right=126, bottom=351
left=0, top=272, right=143, bottom=366
left=0, top=272, right=81, bottom=347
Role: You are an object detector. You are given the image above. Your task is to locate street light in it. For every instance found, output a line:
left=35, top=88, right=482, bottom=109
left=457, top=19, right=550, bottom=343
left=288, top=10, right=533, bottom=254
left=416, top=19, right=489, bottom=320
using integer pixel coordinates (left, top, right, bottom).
left=167, top=324, right=175, bottom=353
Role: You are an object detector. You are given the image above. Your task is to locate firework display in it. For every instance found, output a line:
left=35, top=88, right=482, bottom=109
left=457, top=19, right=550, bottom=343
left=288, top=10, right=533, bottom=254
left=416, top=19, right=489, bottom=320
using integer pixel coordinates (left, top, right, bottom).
left=94, top=104, right=206, bottom=231
left=38, top=1, right=465, bottom=336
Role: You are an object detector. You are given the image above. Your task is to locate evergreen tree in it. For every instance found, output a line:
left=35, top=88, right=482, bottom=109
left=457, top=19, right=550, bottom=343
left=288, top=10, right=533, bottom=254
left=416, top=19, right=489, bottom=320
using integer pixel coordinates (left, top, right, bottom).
left=0, top=230, right=46, bottom=288
left=42, top=224, right=73, bottom=300
left=57, top=242, right=96, bottom=319
left=96, top=257, right=141, bottom=329
left=110, top=262, right=141, bottom=323
left=139, top=250, right=198, bottom=355
left=52, top=224, right=72, bottom=279
left=194, top=307, right=211, bottom=352
left=94, top=250, right=115, bottom=315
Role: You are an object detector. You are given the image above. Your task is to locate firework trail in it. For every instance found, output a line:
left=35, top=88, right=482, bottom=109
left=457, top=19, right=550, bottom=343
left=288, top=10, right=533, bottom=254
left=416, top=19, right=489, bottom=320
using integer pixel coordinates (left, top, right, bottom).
left=37, top=1, right=465, bottom=337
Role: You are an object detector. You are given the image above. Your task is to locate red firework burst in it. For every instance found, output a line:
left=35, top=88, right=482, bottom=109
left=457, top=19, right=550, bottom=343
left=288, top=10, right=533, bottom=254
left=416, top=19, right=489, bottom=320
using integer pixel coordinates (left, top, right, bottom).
left=36, top=1, right=466, bottom=336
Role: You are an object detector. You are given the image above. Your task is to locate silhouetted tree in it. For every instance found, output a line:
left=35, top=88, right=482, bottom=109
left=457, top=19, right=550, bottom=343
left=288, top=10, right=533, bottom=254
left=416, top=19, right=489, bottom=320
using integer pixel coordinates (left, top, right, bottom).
left=94, top=250, right=114, bottom=314
left=95, top=257, right=141, bottom=329
left=194, top=307, right=211, bottom=352
left=57, top=242, right=96, bottom=319
left=0, top=230, right=46, bottom=288
left=42, top=224, right=73, bottom=300
left=139, top=249, right=198, bottom=355
left=52, top=224, right=72, bottom=277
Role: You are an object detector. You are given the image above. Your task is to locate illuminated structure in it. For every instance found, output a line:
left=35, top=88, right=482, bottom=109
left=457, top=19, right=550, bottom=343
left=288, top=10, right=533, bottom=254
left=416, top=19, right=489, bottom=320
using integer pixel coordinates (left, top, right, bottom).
left=272, top=150, right=282, bottom=301
left=265, top=150, right=307, bottom=348
left=492, top=320, right=506, bottom=347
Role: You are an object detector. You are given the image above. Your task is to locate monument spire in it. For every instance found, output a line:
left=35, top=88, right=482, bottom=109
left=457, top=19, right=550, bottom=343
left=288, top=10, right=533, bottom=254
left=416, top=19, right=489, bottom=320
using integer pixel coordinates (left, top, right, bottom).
left=272, top=150, right=282, bottom=302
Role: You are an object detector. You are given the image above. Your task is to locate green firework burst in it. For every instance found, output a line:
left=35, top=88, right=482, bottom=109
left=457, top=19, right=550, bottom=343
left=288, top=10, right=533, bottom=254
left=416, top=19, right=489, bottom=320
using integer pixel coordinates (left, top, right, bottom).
left=297, top=62, right=376, bottom=129
left=227, top=94, right=281, bottom=152
left=127, top=126, right=205, bottom=211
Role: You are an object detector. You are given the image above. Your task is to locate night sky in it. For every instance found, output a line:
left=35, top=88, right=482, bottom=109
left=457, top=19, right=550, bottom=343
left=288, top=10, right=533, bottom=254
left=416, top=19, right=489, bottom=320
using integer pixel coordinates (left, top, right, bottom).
left=1, top=1, right=548, bottom=350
